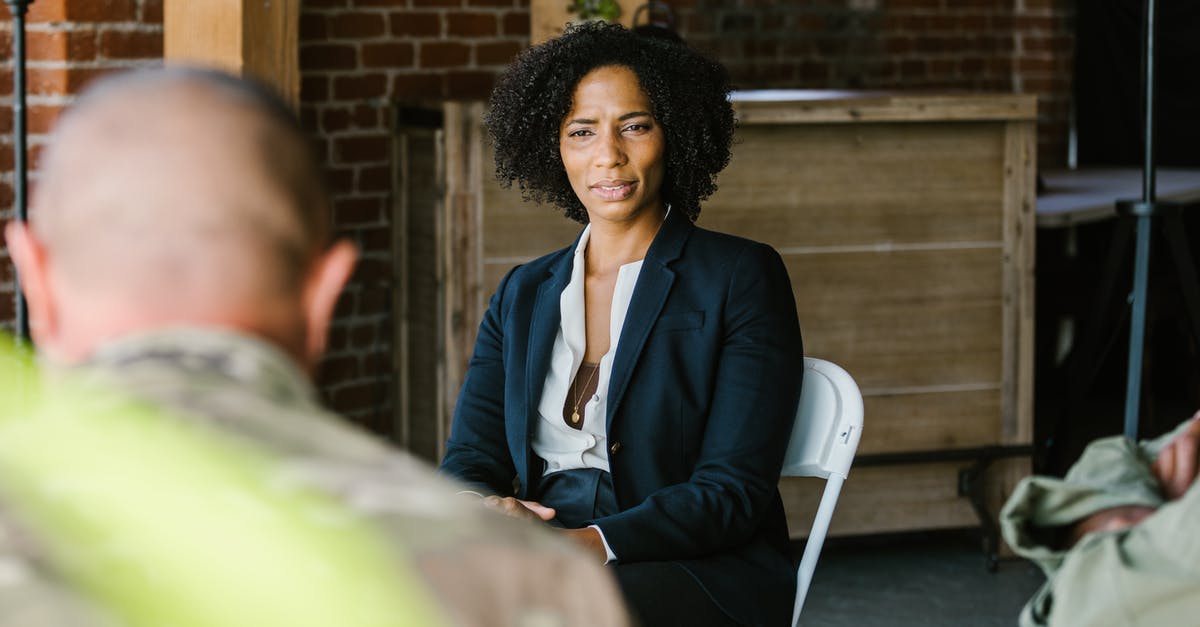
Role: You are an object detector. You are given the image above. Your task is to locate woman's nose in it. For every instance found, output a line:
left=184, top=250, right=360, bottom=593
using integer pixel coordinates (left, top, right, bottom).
left=593, top=132, right=626, bottom=168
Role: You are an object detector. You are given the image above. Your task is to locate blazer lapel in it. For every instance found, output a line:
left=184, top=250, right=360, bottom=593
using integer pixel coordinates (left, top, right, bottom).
left=605, top=209, right=692, bottom=429
left=520, top=237, right=578, bottom=493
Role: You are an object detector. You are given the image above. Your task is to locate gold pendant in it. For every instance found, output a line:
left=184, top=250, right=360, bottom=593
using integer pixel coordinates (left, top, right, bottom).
left=571, top=411, right=581, bottom=424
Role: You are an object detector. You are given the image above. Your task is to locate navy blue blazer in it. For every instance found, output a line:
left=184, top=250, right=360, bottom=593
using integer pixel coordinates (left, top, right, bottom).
left=440, top=208, right=804, bottom=626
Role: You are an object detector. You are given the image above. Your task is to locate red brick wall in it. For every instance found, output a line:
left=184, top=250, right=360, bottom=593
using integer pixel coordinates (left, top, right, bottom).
left=677, top=0, right=1074, bottom=167
left=0, top=0, right=163, bottom=330
left=1, top=0, right=1075, bottom=438
left=298, top=1, right=530, bottom=432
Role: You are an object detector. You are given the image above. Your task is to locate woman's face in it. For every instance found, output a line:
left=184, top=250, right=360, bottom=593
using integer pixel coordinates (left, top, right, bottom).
left=559, top=65, right=666, bottom=227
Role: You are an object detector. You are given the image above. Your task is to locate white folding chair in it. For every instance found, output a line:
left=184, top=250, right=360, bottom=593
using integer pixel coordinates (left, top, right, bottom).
left=783, top=357, right=864, bottom=626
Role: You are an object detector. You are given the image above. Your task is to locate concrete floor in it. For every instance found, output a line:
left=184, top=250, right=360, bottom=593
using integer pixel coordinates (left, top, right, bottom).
left=797, top=530, right=1045, bottom=627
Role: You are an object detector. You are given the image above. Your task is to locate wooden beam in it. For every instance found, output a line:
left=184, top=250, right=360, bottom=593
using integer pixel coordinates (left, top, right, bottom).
left=163, top=0, right=299, bottom=108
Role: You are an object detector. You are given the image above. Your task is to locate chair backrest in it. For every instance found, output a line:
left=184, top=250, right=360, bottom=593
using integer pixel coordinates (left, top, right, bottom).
left=783, top=358, right=863, bottom=626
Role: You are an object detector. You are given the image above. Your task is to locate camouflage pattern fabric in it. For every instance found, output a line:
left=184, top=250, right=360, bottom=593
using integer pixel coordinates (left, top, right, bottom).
left=0, top=329, right=629, bottom=627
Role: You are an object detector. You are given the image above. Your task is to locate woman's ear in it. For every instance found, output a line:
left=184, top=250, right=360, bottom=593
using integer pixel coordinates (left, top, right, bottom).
left=299, top=239, right=358, bottom=371
left=5, top=221, right=59, bottom=350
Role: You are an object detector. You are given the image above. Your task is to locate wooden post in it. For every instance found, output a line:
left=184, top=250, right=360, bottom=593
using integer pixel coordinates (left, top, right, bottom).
left=163, top=0, right=300, bottom=108
left=530, top=0, right=643, bottom=44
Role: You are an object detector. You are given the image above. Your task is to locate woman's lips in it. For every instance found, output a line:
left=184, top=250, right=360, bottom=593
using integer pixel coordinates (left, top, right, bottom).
left=590, top=180, right=637, bottom=201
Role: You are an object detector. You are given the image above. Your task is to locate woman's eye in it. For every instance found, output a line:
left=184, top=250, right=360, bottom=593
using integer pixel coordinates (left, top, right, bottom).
left=567, top=129, right=593, bottom=138
left=623, top=123, right=649, bottom=133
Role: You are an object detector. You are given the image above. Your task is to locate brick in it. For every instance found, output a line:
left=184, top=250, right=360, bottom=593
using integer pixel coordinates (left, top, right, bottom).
left=500, top=11, right=530, bottom=36
left=349, top=321, right=379, bottom=347
left=316, top=354, right=359, bottom=386
left=475, top=40, right=521, bottom=66
left=330, top=12, right=387, bottom=39
left=446, top=70, right=494, bottom=98
left=0, top=290, right=14, bottom=326
left=300, top=75, right=329, bottom=102
left=142, top=0, right=163, bottom=23
left=322, top=107, right=353, bottom=133
left=0, top=141, right=15, bottom=173
left=358, top=165, right=391, bottom=192
left=391, top=73, right=445, bottom=99
left=326, top=167, right=356, bottom=195
left=353, top=257, right=391, bottom=282
left=468, top=0, right=512, bottom=7
left=359, top=288, right=391, bottom=315
left=331, top=380, right=380, bottom=413
left=352, top=105, right=378, bottom=128
left=28, top=104, right=65, bottom=134
left=300, top=13, right=328, bottom=40
left=27, top=30, right=97, bottom=62
left=98, top=29, right=163, bottom=59
left=28, top=68, right=67, bottom=97
left=0, top=182, right=13, bottom=212
left=300, top=105, right=319, bottom=132
left=333, top=73, right=387, bottom=100
left=446, top=12, right=498, bottom=37
left=337, top=197, right=384, bottom=225
left=28, top=0, right=68, bottom=22
left=335, top=136, right=390, bottom=164
left=65, top=0, right=138, bottom=22
left=362, top=42, right=415, bottom=68
left=300, top=44, right=358, bottom=71
left=0, top=106, right=9, bottom=134
left=419, top=41, right=470, bottom=68
left=360, top=227, right=391, bottom=253
left=390, top=12, right=442, bottom=37
left=412, top=0, right=462, bottom=7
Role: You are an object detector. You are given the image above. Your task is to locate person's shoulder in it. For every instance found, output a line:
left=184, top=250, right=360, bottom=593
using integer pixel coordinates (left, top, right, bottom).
left=685, top=223, right=782, bottom=265
left=496, top=243, right=574, bottom=290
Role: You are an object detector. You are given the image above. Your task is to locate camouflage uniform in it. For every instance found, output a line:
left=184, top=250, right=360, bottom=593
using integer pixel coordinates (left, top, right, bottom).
left=0, top=328, right=629, bottom=627
left=1002, top=419, right=1197, bottom=627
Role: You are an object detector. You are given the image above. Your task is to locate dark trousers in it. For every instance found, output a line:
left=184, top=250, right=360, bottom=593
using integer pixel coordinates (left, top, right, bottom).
left=536, top=467, right=742, bottom=626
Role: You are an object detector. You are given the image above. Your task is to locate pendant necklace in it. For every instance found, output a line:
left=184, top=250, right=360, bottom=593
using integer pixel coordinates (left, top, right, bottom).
left=570, top=363, right=600, bottom=426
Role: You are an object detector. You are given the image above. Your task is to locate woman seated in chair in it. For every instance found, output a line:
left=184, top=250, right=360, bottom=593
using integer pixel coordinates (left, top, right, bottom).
left=439, top=22, right=803, bottom=626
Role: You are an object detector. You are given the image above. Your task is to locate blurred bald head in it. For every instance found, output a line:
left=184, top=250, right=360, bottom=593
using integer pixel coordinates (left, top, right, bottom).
left=9, top=68, right=357, bottom=366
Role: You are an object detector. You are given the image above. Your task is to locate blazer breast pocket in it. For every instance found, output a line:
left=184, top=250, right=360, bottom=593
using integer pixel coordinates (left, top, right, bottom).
left=654, top=310, right=705, bottom=333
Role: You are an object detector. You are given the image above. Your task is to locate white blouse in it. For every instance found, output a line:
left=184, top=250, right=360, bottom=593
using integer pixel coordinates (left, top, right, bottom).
left=531, top=224, right=645, bottom=476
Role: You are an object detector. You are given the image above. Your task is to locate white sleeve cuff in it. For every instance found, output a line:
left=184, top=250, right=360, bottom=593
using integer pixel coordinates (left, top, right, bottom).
left=589, top=524, right=617, bottom=564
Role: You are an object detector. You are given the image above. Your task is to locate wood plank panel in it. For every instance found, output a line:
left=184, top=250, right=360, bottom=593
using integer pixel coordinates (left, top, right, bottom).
left=782, top=462, right=977, bottom=537
left=859, top=390, right=1002, bottom=455
left=783, top=248, right=1004, bottom=388
left=702, top=123, right=1006, bottom=248
left=783, top=457, right=1029, bottom=538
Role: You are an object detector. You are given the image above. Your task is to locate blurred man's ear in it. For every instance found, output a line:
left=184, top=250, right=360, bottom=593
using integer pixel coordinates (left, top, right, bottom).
left=300, top=239, right=358, bottom=370
left=5, top=222, right=59, bottom=351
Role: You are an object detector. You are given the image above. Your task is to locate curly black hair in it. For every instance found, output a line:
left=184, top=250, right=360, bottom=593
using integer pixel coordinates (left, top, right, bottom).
left=484, top=21, right=735, bottom=224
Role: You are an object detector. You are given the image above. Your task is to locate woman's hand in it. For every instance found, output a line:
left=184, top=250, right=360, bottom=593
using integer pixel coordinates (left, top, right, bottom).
left=482, top=496, right=557, bottom=523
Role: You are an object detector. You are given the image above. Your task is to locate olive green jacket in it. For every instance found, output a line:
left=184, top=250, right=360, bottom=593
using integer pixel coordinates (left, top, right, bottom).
left=0, top=329, right=630, bottom=627
left=1001, top=420, right=1196, bottom=627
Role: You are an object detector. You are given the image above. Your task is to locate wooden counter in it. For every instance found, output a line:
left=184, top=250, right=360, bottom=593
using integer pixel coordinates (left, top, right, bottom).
left=396, top=91, right=1038, bottom=540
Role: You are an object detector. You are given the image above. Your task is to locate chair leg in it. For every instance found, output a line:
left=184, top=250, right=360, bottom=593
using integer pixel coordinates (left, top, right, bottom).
left=792, top=475, right=844, bottom=627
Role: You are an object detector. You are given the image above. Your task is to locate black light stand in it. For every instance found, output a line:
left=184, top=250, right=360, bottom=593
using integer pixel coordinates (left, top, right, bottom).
left=1119, top=0, right=1159, bottom=440
left=4, top=0, right=33, bottom=344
